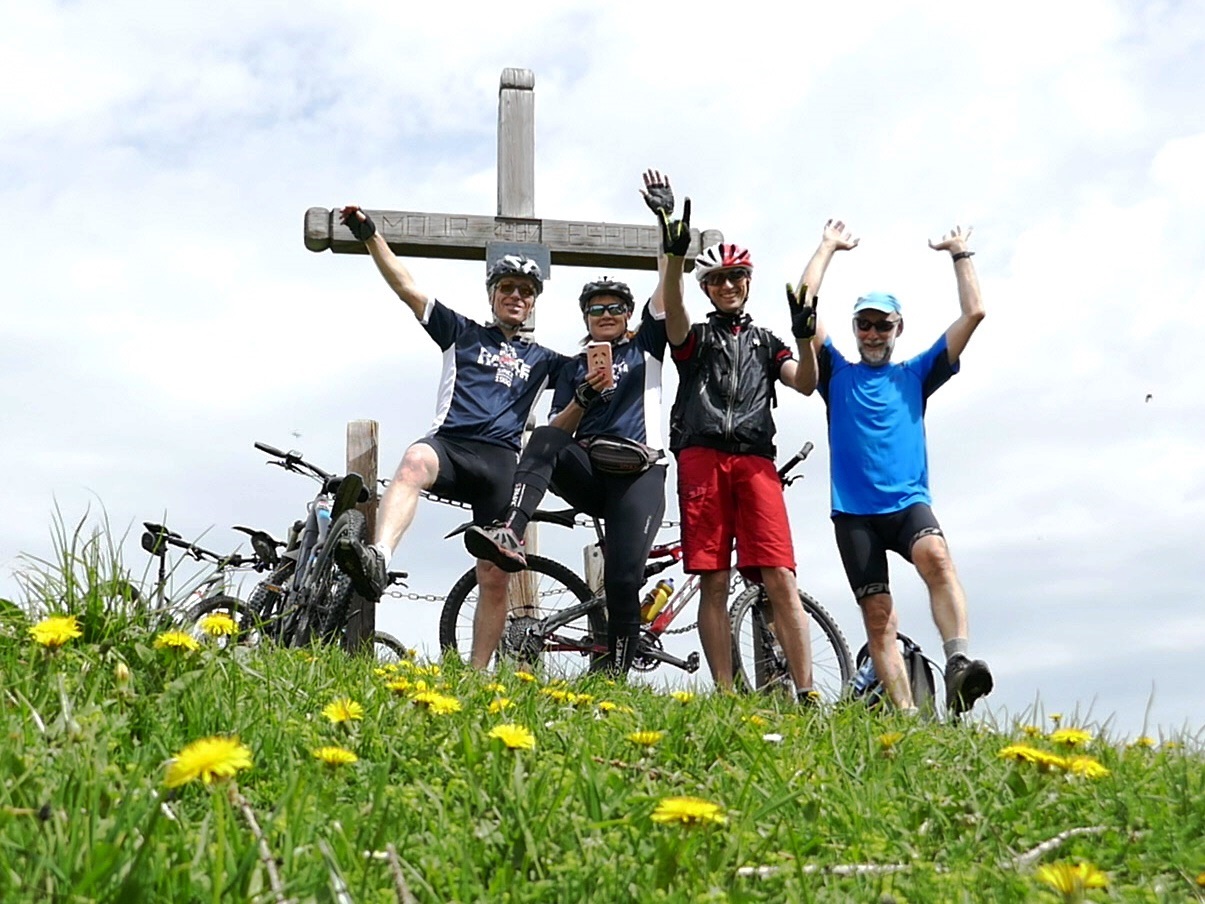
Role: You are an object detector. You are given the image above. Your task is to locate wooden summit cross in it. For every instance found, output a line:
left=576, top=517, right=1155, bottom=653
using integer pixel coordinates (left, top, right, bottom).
left=305, top=67, right=721, bottom=651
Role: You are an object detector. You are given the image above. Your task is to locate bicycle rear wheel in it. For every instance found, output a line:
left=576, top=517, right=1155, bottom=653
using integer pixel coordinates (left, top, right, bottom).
left=439, top=555, right=605, bottom=678
left=245, top=561, right=295, bottom=644
left=729, top=588, right=854, bottom=702
left=180, top=594, right=253, bottom=650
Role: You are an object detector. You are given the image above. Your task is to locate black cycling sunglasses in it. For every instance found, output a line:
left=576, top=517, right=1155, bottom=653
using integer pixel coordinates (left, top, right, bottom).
left=703, top=268, right=750, bottom=287
left=854, top=317, right=900, bottom=334
left=585, top=302, right=632, bottom=317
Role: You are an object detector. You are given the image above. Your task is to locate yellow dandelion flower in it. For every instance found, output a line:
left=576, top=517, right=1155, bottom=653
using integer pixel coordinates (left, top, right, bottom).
left=744, top=714, right=769, bottom=727
left=670, top=691, right=695, bottom=704
left=199, top=612, right=237, bottom=637
left=1195, top=871, right=1205, bottom=888
left=1049, top=713, right=1062, bottom=725
left=154, top=631, right=200, bottom=652
left=1031, top=750, right=1069, bottom=771
left=488, top=723, right=535, bottom=750
left=1063, top=755, right=1109, bottom=779
left=540, top=687, right=570, bottom=702
left=1162, top=740, right=1182, bottom=750
left=485, top=682, right=507, bottom=694
left=1050, top=727, right=1093, bottom=747
left=312, top=746, right=358, bottom=766
left=374, top=663, right=399, bottom=676
left=29, top=615, right=83, bottom=648
left=414, top=663, right=441, bottom=677
left=164, top=736, right=252, bottom=788
left=1021, top=724, right=1042, bottom=738
left=411, top=692, right=462, bottom=715
left=514, top=670, right=537, bottom=683
left=1129, top=735, right=1155, bottom=749
left=878, top=732, right=904, bottom=750
left=397, top=659, right=416, bottom=671
left=386, top=677, right=412, bottom=695
left=598, top=701, right=618, bottom=713
left=627, top=730, right=665, bottom=747
left=999, top=744, right=1044, bottom=764
left=322, top=698, right=364, bottom=724
left=488, top=698, right=514, bottom=714
left=1035, top=861, right=1108, bottom=898
left=571, top=692, right=594, bottom=707
left=651, top=796, right=727, bottom=827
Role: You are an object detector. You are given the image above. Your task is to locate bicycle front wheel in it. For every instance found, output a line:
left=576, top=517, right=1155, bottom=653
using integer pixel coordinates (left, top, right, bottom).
left=295, top=509, right=365, bottom=646
left=730, top=589, right=854, bottom=702
left=372, top=630, right=413, bottom=664
left=439, top=555, right=604, bottom=678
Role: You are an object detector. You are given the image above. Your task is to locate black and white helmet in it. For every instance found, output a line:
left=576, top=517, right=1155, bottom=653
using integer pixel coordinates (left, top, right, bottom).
left=578, top=277, right=634, bottom=312
left=486, top=254, right=544, bottom=295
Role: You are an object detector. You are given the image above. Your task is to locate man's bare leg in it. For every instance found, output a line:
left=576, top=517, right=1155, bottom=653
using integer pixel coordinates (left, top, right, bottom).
left=910, top=535, right=968, bottom=642
left=697, top=570, right=735, bottom=689
left=760, top=566, right=814, bottom=691
left=859, top=593, right=912, bottom=709
left=375, top=443, right=440, bottom=551
left=470, top=559, right=510, bottom=669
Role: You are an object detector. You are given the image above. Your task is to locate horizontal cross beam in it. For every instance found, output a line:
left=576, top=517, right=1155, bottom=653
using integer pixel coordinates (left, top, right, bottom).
left=304, top=207, right=719, bottom=271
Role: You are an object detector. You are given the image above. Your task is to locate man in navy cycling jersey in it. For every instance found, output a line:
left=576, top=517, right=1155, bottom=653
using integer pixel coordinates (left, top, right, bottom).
left=794, top=218, right=993, bottom=716
left=466, top=170, right=682, bottom=674
left=333, top=204, right=568, bottom=668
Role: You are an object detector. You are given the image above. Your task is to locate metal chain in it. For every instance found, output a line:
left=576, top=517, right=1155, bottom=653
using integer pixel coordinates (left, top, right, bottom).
left=386, top=591, right=446, bottom=603
left=663, top=621, right=698, bottom=635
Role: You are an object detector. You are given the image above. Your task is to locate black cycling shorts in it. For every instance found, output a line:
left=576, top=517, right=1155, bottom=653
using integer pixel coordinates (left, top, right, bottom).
left=415, top=435, right=517, bottom=527
left=832, top=503, right=944, bottom=601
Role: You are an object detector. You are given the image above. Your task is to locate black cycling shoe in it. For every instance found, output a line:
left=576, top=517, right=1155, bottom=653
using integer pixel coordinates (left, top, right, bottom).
left=333, top=537, right=387, bottom=601
left=944, top=654, right=994, bottom=716
left=464, top=524, right=527, bottom=573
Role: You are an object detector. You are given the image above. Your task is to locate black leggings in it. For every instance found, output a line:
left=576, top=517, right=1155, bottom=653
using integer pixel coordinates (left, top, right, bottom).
left=513, top=426, right=667, bottom=640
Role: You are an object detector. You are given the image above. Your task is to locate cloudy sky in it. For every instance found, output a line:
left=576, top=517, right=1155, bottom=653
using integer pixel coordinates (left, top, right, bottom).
left=4, top=0, right=1202, bottom=738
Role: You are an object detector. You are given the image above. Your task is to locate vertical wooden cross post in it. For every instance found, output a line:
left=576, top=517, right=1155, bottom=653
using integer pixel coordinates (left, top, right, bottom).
left=305, top=68, right=721, bottom=652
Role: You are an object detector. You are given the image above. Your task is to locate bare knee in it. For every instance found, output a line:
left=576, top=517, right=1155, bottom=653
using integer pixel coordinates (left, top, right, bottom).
left=912, top=536, right=957, bottom=585
left=476, top=560, right=510, bottom=599
left=860, top=594, right=898, bottom=642
left=395, top=444, right=439, bottom=490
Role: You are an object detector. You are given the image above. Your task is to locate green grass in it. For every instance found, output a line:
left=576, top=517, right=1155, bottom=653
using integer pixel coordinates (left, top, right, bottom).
left=1, top=522, right=1203, bottom=902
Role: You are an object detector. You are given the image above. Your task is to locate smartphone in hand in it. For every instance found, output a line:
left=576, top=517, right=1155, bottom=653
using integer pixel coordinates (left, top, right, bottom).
left=585, top=341, right=614, bottom=389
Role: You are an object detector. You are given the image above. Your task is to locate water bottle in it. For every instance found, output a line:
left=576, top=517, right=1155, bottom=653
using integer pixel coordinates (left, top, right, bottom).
left=640, top=579, right=674, bottom=623
left=850, top=658, right=878, bottom=696
left=315, top=497, right=333, bottom=542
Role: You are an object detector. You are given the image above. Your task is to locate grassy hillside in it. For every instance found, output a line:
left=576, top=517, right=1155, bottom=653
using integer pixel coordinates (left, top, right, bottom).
left=1, top=525, right=1202, bottom=902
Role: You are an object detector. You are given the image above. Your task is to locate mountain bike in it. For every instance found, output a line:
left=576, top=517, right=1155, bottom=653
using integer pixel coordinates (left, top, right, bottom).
left=436, top=442, right=855, bottom=698
left=180, top=442, right=411, bottom=661
left=140, top=521, right=276, bottom=626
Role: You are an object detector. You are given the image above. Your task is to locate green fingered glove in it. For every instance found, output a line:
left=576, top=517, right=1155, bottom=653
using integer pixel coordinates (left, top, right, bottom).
left=787, top=281, right=817, bottom=340
left=658, top=197, right=692, bottom=257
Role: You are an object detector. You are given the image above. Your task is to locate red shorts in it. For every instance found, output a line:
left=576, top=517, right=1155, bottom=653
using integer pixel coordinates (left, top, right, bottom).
left=676, top=447, right=796, bottom=581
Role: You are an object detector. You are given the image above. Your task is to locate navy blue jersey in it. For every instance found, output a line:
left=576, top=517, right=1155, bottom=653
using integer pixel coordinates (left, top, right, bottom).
left=550, top=303, right=669, bottom=451
left=420, top=299, right=569, bottom=451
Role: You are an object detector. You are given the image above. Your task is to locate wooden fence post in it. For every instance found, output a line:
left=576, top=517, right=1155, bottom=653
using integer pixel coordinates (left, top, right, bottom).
left=345, top=420, right=379, bottom=653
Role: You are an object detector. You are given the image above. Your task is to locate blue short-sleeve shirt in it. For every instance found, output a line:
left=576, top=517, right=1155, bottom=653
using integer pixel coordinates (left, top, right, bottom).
left=817, top=334, right=958, bottom=515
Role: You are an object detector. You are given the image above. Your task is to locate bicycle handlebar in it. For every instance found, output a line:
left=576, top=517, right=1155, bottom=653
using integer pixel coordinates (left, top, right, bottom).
left=140, top=522, right=261, bottom=568
left=255, top=440, right=333, bottom=482
left=777, top=441, right=814, bottom=482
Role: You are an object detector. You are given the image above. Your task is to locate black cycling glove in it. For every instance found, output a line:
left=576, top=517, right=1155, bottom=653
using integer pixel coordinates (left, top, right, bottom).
left=344, top=210, right=376, bottom=242
left=658, top=197, right=692, bottom=257
left=787, top=282, right=817, bottom=340
left=642, top=175, right=674, bottom=219
left=574, top=382, right=615, bottom=410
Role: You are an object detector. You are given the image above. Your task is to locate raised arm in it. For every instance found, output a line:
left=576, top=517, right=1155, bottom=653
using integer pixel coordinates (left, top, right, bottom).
left=794, top=218, right=859, bottom=353
left=641, top=169, right=690, bottom=344
left=339, top=205, right=430, bottom=319
left=928, top=225, right=984, bottom=364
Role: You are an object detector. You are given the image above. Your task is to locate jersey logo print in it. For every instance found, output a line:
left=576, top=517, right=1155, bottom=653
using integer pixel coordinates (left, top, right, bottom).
left=477, top=342, right=533, bottom=387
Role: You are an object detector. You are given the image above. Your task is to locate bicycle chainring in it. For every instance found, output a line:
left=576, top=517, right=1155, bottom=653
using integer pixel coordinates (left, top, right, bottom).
left=631, top=631, right=663, bottom=672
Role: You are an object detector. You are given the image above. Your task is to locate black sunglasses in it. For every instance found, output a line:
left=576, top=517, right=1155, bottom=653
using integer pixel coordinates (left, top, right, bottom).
left=854, top=317, right=900, bottom=334
left=703, top=268, right=750, bottom=287
left=585, top=302, right=631, bottom=317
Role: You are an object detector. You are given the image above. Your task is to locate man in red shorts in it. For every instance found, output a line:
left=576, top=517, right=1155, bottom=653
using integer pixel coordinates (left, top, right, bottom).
left=660, top=238, right=820, bottom=701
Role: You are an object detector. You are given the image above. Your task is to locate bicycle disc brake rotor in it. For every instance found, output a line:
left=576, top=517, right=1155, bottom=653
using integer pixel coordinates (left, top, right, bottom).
left=501, top=615, right=545, bottom=662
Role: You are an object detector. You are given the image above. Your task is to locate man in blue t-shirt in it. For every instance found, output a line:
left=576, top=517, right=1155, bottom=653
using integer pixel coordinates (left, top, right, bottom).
left=332, top=205, right=568, bottom=668
left=793, top=218, right=992, bottom=716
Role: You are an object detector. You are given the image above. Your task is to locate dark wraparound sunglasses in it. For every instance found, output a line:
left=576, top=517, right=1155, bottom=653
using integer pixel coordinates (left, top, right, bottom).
left=854, top=317, right=900, bottom=333
left=585, top=302, right=632, bottom=317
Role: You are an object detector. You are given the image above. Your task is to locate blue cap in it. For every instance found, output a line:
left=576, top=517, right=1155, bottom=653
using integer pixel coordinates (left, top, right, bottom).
left=852, top=292, right=901, bottom=315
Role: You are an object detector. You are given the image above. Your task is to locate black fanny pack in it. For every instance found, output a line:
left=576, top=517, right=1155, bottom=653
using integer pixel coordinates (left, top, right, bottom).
left=583, top=435, right=663, bottom=477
